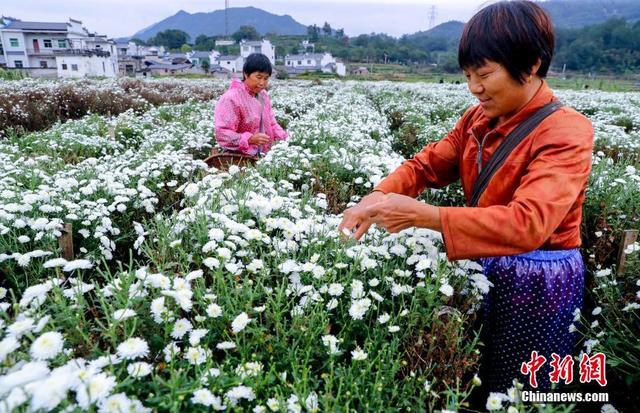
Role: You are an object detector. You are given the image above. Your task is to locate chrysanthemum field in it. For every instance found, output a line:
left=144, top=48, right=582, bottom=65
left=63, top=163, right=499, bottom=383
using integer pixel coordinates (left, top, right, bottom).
left=0, top=78, right=638, bottom=412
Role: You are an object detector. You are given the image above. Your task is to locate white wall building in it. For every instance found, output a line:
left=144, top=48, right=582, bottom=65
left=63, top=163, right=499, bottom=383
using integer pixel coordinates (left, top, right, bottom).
left=284, top=52, right=345, bottom=77
left=218, top=55, right=244, bottom=74
left=0, top=18, right=117, bottom=77
left=240, top=39, right=275, bottom=65
left=56, top=50, right=117, bottom=78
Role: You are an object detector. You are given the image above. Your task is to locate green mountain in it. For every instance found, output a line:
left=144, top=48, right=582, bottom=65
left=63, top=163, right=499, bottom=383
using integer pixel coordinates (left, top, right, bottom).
left=403, top=0, right=640, bottom=46
left=542, top=0, right=640, bottom=28
left=128, top=7, right=308, bottom=41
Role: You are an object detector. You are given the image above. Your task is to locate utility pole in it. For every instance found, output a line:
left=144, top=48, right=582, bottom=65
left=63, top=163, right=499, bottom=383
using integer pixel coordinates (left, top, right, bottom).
left=225, top=0, right=230, bottom=37
left=428, top=5, right=437, bottom=30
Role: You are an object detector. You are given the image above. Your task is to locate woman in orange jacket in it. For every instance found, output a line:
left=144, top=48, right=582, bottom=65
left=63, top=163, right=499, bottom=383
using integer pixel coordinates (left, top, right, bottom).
left=339, top=1, right=593, bottom=393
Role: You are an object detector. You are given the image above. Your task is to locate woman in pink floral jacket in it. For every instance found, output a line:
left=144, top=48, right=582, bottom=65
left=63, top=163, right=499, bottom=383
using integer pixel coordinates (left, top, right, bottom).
left=214, top=53, right=288, bottom=157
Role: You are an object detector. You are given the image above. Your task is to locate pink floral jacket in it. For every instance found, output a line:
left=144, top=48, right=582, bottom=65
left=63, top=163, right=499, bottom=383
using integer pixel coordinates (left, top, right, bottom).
left=214, top=79, right=288, bottom=156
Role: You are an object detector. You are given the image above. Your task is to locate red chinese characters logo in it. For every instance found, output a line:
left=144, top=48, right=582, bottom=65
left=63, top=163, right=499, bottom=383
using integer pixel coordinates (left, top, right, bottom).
left=579, top=353, right=607, bottom=386
left=520, top=351, right=546, bottom=388
left=521, top=352, right=607, bottom=387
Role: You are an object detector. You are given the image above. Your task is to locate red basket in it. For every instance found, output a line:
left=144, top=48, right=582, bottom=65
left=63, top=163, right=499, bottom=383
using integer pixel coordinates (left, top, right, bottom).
left=204, top=148, right=257, bottom=171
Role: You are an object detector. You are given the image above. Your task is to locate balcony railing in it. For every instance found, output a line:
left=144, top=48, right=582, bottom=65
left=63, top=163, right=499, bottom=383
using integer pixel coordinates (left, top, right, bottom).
left=24, top=48, right=112, bottom=58
left=53, top=49, right=112, bottom=58
left=25, top=48, right=57, bottom=56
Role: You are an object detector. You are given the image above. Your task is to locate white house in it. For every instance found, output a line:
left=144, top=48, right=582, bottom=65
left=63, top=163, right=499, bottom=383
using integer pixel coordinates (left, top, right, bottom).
left=218, top=55, right=244, bottom=74
left=186, top=51, right=211, bottom=67
left=284, top=52, right=345, bottom=77
left=56, top=49, right=117, bottom=78
left=215, top=39, right=235, bottom=47
left=240, top=39, right=275, bottom=65
left=0, top=18, right=117, bottom=77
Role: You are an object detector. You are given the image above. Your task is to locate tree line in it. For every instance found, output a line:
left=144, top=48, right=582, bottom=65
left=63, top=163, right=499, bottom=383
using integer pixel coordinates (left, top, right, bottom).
left=132, top=18, right=640, bottom=75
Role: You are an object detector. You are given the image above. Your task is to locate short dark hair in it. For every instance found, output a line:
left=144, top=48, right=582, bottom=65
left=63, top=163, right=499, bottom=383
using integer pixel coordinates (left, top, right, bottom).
left=243, top=53, right=272, bottom=77
left=458, top=1, right=555, bottom=84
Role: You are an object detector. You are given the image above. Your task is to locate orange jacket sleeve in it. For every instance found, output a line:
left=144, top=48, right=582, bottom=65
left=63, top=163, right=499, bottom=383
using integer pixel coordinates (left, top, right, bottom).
left=373, top=109, right=472, bottom=197
left=440, top=109, right=594, bottom=260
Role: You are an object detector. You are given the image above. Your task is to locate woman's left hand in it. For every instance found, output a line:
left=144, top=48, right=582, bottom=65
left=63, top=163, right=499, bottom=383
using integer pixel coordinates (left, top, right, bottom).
left=365, top=193, right=441, bottom=234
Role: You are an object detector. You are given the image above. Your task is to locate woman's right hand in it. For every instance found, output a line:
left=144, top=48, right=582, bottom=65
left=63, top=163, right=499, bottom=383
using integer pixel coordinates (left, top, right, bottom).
left=338, top=191, right=385, bottom=240
left=248, top=133, right=270, bottom=146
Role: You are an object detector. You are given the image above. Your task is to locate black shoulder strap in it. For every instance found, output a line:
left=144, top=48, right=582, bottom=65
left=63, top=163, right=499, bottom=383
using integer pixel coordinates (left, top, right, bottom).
left=469, top=100, right=563, bottom=207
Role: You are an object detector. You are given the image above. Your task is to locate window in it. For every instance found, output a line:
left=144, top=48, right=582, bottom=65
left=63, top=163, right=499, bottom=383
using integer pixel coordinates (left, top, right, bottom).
left=95, top=45, right=101, bottom=49
left=10, top=38, right=19, bottom=47
left=58, top=39, right=66, bottom=48
left=43, top=39, right=52, bottom=48
left=40, top=61, right=47, bottom=68
left=62, top=63, right=68, bottom=70
left=14, top=60, right=23, bottom=68
left=297, top=60, right=302, bottom=65
left=307, top=60, right=311, bottom=64
left=71, top=64, right=78, bottom=71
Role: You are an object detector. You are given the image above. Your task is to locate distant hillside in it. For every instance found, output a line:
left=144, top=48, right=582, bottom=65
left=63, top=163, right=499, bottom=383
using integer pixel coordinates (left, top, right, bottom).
left=541, top=0, right=640, bottom=28
left=128, top=7, right=308, bottom=41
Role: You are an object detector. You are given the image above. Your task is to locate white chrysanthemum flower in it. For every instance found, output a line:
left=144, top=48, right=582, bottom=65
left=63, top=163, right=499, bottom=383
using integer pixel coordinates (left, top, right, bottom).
left=127, top=362, right=152, bottom=378
left=377, top=313, right=391, bottom=324
left=116, top=337, right=149, bottom=360
left=231, top=312, right=251, bottom=334
left=7, top=317, right=35, bottom=338
left=217, top=247, right=232, bottom=260
left=351, top=346, right=368, bottom=361
left=328, top=283, right=344, bottom=296
left=267, top=398, right=281, bottom=411
left=216, top=341, right=236, bottom=350
left=76, top=373, right=117, bottom=409
left=98, top=392, right=132, bottom=413
left=150, top=297, right=166, bottom=323
left=349, top=298, right=371, bottom=320
left=0, top=336, right=20, bottom=362
left=183, top=183, right=199, bottom=198
left=388, top=325, right=400, bottom=333
left=62, top=259, right=93, bottom=272
left=321, top=335, right=341, bottom=355
left=203, top=257, right=220, bottom=269
left=208, top=228, right=225, bottom=242
left=185, top=346, right=208, bottom=365
left=30, top=331, right=64, bottom=360
left=486, top=392, right=507, bottom=411
left=305, top=392, right=319, bottom=412
left=350, top=280, right=365, bottom=299
left=43, top=258, right=68, bottom=268
left=439, top=283, right=454, bottom=297
left=206, top=303, right=223, bottom=318
left=189, top=329, right=209, bottom=346
left=192, top=389, right=224, bottom=408
left=601, top=404, right=619, bottom=413
left=113, top=309, right=136, bottom=321
left=226, top=385, right=256, bottom=406
left=163, top=342, right=180, bottom=362
left=171, top=318, right=193, bottom=339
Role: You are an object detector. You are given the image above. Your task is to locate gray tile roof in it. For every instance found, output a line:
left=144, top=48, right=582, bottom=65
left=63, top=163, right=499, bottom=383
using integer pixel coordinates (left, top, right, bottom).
left=218, top=55, right=242, bottom=61
left=4, top=21, right=69, bottom=31
left=147, top=63, right=192, bottom=70
left=285, top=53, right=326, bottom=61
left=189, top=51, right=210, bottom=59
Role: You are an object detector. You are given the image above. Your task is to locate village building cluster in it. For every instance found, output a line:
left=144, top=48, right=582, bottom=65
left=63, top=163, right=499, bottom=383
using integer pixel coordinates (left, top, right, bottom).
left=0, top=16, right=347, bottom=79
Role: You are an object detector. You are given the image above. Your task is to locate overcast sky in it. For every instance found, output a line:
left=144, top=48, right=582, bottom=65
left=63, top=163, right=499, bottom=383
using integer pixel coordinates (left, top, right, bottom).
left=2, top=0, right=494, bottom=38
